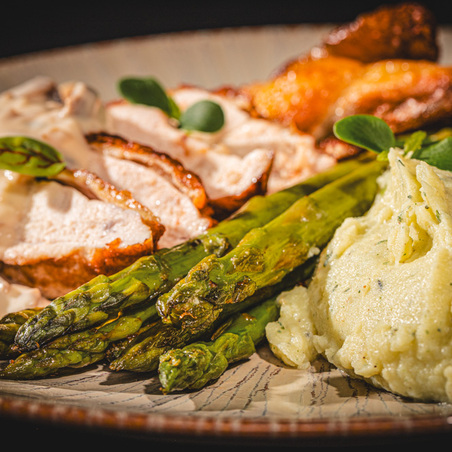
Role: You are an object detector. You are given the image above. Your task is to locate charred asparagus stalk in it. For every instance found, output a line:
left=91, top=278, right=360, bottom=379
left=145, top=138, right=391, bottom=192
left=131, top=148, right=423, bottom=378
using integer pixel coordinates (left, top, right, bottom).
left=158, top=296, right=279, bottom=393
left=108, top=320, right=195, bottom=373
left=0, top=308, right=42, bottom=359
left=157, top=160, right=386, bottom=333
left=0, top=303, right=157, bottom=379
left=13, top=158, right=364, bottom=353
left=104, top=321, right=157, bottom=363
left=108, top=257, right=318, bottom=373
left=1, top=265, right=309, bottom=379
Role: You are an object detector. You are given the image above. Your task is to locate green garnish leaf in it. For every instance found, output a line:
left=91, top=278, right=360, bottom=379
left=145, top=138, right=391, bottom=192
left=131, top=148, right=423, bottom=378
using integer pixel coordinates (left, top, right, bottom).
left=427, top=127, right=452, bottom=143
left=117, top=77, right=177, bottom=117
left=403, top=130, right=427, bottom=155
left=167, top=96, right=181, bottom=120
left=376, top=150, right=389, bottom=161
left=179, top=99, right=225, bottom=133
left=412, top=137, right=452, bottom=171
left=117, top=76, right=225, bottom=133
left=333, top=115, right=452, bottom=172
left=333, top=114, right=396, bottom=153
left=0, top=136, right=66, bottom=177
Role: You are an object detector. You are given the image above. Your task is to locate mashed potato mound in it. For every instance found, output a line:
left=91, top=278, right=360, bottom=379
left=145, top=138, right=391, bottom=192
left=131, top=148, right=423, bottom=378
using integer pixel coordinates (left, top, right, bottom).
left=266, top=149, right=452, bottom=403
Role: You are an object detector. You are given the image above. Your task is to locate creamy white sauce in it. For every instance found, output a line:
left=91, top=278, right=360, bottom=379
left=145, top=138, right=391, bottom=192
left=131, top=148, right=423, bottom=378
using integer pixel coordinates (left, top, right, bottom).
left=0, top=76, right=104, bottom=169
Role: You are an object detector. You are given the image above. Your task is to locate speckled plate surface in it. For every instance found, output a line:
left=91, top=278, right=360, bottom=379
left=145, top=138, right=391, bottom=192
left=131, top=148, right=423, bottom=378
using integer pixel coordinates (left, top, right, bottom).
left=1, top=24, right=452, bottom=444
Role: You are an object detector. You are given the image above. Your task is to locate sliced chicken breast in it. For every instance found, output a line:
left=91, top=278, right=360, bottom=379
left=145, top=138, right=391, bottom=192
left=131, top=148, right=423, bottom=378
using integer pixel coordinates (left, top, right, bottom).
left=0, top=170, right=157, bottom=299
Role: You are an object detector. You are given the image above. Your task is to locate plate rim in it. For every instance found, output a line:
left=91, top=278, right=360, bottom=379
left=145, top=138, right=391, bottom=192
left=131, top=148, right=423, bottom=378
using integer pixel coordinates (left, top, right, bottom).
left=1, top=23, right=452, bottom=442
left=0, top=22, right=333, bottom=71
left=0, top=22, right=450, bottom=67
left=1, top=393, right=452, bottom=441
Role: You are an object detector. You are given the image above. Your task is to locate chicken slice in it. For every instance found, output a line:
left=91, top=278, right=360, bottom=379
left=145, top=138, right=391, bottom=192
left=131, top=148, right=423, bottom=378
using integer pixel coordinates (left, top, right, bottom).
left=0, top=170, right=157, bottom=299
left=85, top=133, right=215, bottom=248
left=324, top=59, right=452, bottom=137
left=322, top=2, right=439, bottom=63
left=105, top=99, right=274, bottom=206
left=107, top=86, right=334, bottom=196
left=240, top=2, right=450, bottom=142
left=0, top=78, right=215, bottom=248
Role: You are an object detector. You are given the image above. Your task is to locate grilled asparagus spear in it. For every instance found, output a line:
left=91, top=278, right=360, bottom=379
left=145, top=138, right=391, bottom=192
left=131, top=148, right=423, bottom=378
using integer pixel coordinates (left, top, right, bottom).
left=158, top=296, right=279, bottom=393
left=0, top=303, right=157, bottom=379
left=0, top=308, right=42, bottom=359
left=13, top=158, right=364, bottom=353
left=157, top=160, right=386, bottom=333
left=108, top=320, right=195, bottom=373
left=108, top=257, right=318, bottom=372
left=104, top=321, right=156, bottom=363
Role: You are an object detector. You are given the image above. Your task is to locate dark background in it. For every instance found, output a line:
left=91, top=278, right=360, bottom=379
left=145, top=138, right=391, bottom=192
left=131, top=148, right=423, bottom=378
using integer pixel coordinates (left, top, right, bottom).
left=0, top=0, right=451, bottom=59
left=1, top=0, right=452, bottom=450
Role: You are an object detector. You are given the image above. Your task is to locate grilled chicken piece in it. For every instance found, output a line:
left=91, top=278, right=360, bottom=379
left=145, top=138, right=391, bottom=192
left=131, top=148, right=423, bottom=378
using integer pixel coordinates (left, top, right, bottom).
left=105, top=98, right=275, bottom=209
left=0, top=78, right=216, bottom=249
left=243, top=55, right=364, bottom=137
left=322, top=2, right=439, bottom=63
left=54, top=166, right=165, bottom=238
left=172, top=87, right=335, bottom=194
left=240, top=2, right=451, bottom=144
left=85, top=133, right=215, bottom=247
left=319, top=59, right=452, bottom=139
left=85, top=132, right=208, bottom=210
left=0, top=170, right=158, bottom=299
left=106, top=86, right=334, bottom=196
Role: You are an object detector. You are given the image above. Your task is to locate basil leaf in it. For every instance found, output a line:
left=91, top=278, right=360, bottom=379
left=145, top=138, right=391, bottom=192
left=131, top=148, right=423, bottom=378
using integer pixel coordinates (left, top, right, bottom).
left=333, top=114, right=396, bottom=153
left=412, top=137, right=452, bottom=171
left=0, top=136, right=66, bottom=177
left=179, top=100, right=225, bottom=133
left=118, top=77, right=177, bottom=117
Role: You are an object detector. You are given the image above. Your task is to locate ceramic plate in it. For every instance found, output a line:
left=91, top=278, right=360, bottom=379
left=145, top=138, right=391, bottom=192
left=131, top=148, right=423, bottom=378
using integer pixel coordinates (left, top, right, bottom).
left=1, top=24, right=452, bottom=445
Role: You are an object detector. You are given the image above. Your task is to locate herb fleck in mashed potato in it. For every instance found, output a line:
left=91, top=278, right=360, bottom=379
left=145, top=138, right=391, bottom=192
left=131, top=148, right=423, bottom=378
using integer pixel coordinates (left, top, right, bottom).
left=266, top=149, right=452, bottom=403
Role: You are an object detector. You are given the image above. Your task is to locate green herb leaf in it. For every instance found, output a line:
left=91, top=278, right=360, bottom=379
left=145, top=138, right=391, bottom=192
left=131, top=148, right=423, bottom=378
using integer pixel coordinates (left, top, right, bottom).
left=117, top=76, right=225, bottom=133
left=333, top=114, right=396, bottom=153
left=333, top=115, right=452, bottom=172
left=427, top=127, right=452, bottom=143
left=117, top=77, right=178, bottom=118
left=179, top=100, right=225, bottom=133
left=412, top=137, right=452, bottom=171
left=0, top=136, right=66, bottom=177
left=167, top=96, right=181, bottom=120
left=403, top=130, right=427, bottom=155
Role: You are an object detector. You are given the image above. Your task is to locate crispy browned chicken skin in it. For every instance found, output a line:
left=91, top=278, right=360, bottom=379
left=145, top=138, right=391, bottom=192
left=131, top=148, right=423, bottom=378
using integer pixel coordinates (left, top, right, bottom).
left=323, top=2, right=439, bottom=63
left=241, top=2, right=452, bottom=148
